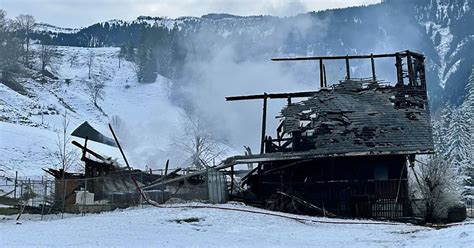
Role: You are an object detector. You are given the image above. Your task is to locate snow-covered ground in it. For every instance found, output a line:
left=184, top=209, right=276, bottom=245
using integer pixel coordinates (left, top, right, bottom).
left=0, top=203, right=472, bottom=247
left=0, top=45, right=184, bottom=177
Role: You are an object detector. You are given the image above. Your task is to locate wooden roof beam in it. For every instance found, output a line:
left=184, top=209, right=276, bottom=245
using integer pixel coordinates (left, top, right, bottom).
left=226, top=91, right=318, bottom=101
left=271, top=50, right=424, bottom=61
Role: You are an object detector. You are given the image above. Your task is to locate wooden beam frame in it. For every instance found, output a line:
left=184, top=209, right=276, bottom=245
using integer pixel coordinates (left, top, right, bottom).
left=226, top=91, right=318, bottom=101
left=260, top=93, right=268, bottom=154
left=271, top=50, right=424, bottom=61
left=370, top=53, right=376, bottom=81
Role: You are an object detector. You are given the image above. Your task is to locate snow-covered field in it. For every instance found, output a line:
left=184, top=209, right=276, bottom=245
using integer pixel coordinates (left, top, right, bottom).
left=0, top=203, right=472, bottom=247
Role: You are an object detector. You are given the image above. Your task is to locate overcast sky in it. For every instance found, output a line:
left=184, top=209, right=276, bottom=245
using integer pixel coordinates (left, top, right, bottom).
left=1, top=0, right=380, bottom=28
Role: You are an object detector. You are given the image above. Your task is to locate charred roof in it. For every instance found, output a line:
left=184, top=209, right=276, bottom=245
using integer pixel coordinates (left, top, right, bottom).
left=279, top=79, right=433, bottom=156
left=226, top=50, right=434, bottom=157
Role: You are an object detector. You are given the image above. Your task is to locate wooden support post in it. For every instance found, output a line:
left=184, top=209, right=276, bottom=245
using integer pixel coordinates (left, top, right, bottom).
left=319, top=59, right=324, bottom=88
left=345, top=56, right=350, bottom=80
left=322, top=63, right=327, bottom=87
left=395, top=53, right=403, bottom=85
left=230, top=165, right=234, bottom=196
left=260, top=93, right=268, bottom=154
left=406, top=51, right=414, bottom=86
left=419, top=57, right=427, bottom=88
left=371, top=53, right=376, bottom=81
left=41, top=180, right=47, bottom=220
left=287, top=96, right=291, bottom=105
left=257, top=163, right=262, bottom=199
left=14, top=171, right=17, bottom=199
left=164, top=159, right=169, bottom=176
left=108, top=124, right=131, bottom=169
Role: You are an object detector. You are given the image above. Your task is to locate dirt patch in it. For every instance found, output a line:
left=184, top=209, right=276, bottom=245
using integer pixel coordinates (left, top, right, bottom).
left=170, top=217, right=203, bottom=224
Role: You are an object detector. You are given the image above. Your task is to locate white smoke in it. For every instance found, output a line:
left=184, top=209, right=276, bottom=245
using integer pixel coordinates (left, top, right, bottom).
left=172, top=14, right=331, bottom=159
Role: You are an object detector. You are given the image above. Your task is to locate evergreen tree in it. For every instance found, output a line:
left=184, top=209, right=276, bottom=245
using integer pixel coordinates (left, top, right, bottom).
left=461, top=67, right=474, bottom=197
left=433, top=66, right=474, bottom=198
left=135, top=29, right=160, bottom=83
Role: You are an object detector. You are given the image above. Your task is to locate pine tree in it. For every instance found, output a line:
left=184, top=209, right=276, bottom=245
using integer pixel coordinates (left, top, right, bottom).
left=434, top=66, right=474, bottom=198
left=461, top=67, right=474, bottom=197
left=444, top=105, right=470, bottom=173
left=433, top=104, right=453, bottom=158
left=135, top=29, right=158, bottom=83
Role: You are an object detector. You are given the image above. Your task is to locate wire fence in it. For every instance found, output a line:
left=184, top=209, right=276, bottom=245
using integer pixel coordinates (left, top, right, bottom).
left=0, top=174, right=55, bottom=219
left=466, top=198, right=473, bottom=218
left=2, top=170, right=472, bottom=219
left=0, top=168, right=230, bottom=216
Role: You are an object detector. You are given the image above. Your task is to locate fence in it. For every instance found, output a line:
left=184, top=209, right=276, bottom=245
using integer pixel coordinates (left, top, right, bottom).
left=0, top=174, right=55, bottom=216
left=466, top=198, right=473, bottom=218
left=0, top=168, right=233, bottom=215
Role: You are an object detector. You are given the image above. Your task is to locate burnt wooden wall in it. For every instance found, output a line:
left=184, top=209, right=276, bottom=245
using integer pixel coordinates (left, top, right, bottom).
left=248, top=155, right=411, bottom=218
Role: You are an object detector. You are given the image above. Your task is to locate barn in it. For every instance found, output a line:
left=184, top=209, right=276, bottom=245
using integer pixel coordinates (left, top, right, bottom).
left=227, top=51, right=434, bottom=219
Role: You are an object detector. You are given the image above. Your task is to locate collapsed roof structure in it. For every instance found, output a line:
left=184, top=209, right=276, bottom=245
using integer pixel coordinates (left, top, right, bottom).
left=225, top=50, right=434, bottom=219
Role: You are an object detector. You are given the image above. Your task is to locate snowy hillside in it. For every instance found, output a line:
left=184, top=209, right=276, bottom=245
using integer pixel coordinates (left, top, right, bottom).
left=1, top=203, right=473, bottom=247
left=0, top=45, right=183, bottom=177
left=31, top=0, right=473, bottom=111
left=33, top=23, right=79, bottom=34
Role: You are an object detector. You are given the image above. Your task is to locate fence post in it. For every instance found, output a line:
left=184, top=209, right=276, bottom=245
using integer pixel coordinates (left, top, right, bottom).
left=14, top=171, right=18, bottom=199
left=41, top=180, right=47, bottom=221
left=141, top=172, right=144, bottom=207
left=83, top=178, right=87, bottom=216
left=162, top=173, right=166, bottom=204
left=20, top=181, right=23, bottom=200
left=28, top=179, right=31, bottom=207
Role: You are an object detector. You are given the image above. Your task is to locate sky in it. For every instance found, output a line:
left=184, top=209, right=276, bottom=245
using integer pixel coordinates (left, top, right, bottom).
left=1, top=0, right=381, bottom=28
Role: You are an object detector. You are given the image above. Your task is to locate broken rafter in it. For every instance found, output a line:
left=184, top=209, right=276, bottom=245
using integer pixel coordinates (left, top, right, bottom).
left=108, top=124, right=131, bottom=170
left=72, top=140, right=106, bottom=161
left=277, top=191, right=336, bottom=217
left=226, top=91, right=318, bottom=101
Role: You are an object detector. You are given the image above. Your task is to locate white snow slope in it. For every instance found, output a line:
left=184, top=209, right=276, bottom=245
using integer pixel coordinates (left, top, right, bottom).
left=0, top=203, right=472, bottom=247
left=0, top=45, right=183, bottom=178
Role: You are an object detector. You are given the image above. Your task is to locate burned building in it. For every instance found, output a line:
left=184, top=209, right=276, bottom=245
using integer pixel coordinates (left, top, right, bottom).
left=226, top=51, right=434, bottom=219
left=46, top=122, right=210, bottom=212
left=46, top=50, right=434, bottom=219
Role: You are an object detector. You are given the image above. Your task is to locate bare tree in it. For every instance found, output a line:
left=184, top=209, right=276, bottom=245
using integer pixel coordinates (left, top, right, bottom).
left=87, top=50, right=94, bottom=79
left=86, top=77, right=105, bottom=107
left=0, top=10, right=22, bottom=80
left=174, top=111, right=228, bottom=169
left=410, top=155, right=462, bottom=222
left=52, top=110, right=79, bottom=173
left=68, top=52, right=79, bottom=67
left=15, top=14, right=35, bottom=67
left=51, top=110, right=79, bottom=217
left=39, top=44, right=57, bottom=73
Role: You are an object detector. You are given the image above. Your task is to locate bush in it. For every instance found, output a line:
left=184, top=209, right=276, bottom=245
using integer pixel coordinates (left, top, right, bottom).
left=410, top=155, right=463, bottom=222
